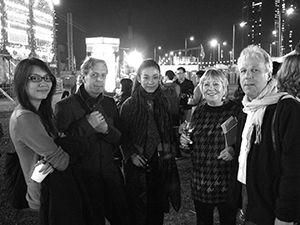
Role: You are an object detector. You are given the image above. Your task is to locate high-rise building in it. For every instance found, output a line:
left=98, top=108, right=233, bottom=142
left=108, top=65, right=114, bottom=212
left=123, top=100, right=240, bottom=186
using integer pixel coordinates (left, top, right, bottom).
left=242, top=0, right=298, bottom=56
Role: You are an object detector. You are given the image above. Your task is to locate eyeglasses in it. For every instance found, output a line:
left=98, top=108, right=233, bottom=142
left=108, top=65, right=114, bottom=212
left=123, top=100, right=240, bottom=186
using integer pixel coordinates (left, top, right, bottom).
left=28, top=74, right=54, bottom=83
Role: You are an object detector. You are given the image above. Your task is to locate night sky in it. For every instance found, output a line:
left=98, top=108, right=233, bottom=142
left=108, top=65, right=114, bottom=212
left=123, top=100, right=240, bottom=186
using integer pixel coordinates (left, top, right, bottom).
left=54, top=0, right=299, bottom=66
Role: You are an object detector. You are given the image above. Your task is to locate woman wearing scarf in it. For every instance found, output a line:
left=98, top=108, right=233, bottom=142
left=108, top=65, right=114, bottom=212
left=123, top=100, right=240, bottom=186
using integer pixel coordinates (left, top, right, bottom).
left=229, top=45, right=300, bottom=224
left=180, top=69, right=240, bottom=225
left=120, top=59, right=180, bottom=225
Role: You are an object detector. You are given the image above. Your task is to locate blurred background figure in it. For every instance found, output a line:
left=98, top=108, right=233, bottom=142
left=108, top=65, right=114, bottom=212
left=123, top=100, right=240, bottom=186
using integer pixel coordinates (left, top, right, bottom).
left=71, top=74, right=83, bottom=94
left=188, top=70, right=205, bottom=107
left=277, top=42, right=300, bottom=98
left=115, top=78, right=133, bottom=108
left=175, top=67, right=194, bottom=123
left=162, top=70, right=182, bottom=159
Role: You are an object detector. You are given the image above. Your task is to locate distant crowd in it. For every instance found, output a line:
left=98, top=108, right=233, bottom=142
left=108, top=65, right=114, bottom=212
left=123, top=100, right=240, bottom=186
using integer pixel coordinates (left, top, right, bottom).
left=2, top=42, right=300, bottom=225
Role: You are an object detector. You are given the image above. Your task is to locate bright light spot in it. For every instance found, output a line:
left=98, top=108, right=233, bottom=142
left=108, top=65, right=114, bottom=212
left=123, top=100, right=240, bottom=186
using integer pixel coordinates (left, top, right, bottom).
left=158, top=46, right=162, bottom=50
left=240, top=21, right=247, bottom=27
left=170, top=51, right=174, bottom=55
left=128, top=51, right=143, bottom=68
left=210, top=39, right=218, bottom=47
left=190, top=36, right=194, bottom=41
left=223, top=42, right=227, bottom=46
left=53, top=0, right=60, bottom=5
left=287, top=7, right=294, bottom=15
left=272, top=30, right=278, bottom=36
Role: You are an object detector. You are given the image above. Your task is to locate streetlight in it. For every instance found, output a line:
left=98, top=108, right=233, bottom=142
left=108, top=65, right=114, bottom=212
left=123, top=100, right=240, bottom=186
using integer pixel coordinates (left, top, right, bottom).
left=153, top=46, right=161, bottom=62
left=232, top=21, right=247, bottom=66
left=185, top=36, right=194, bottom=56
left=210, top=39, right=218, bottom=65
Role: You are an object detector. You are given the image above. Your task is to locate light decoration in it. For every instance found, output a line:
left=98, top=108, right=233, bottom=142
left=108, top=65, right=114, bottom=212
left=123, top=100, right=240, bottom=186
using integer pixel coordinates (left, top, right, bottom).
left=0, top=0, right=55, bottom=62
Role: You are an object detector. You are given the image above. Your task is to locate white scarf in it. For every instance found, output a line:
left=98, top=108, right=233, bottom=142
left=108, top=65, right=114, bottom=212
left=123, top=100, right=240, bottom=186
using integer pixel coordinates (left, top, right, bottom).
left=237, top=78, right=288, bottom=184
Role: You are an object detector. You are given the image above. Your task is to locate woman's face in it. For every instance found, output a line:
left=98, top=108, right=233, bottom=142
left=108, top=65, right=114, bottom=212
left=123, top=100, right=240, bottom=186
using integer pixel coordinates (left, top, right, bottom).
left=202, top=77, right=225, bottom=106
left=26, top=66, right=53, bottom=108
left=238, top=57, right=271, bottom=100
left=138, top=67, right=161, bottom=93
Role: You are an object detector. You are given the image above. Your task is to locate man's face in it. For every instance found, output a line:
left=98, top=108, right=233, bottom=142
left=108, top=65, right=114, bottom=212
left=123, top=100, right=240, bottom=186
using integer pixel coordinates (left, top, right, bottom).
left=83, top=62, right=108, bottom=98
left=238, top=57, right=271, bottom=100
left=176, top=69, right=185, bottom=81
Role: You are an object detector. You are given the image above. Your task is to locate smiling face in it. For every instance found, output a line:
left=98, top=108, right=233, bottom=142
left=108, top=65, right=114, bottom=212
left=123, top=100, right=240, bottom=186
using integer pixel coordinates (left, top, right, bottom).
left=201, top=77, right=226, bottom=106
left=238, top=57, right=271, bottom=100
left=26, top=66, right=53, bottom=108
left=83, top=62, right=108, bottom=97
left=137, top=67, right=161, bottom=93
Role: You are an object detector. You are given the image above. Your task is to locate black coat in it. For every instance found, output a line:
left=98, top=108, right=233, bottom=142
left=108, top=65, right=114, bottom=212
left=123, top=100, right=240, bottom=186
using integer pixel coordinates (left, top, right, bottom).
left=228, top=98, right=300, bottom=224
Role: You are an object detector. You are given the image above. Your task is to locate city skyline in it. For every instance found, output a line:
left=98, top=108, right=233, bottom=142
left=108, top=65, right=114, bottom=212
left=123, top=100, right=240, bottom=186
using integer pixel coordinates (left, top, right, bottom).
left=55, top=0, right=300, bottom=66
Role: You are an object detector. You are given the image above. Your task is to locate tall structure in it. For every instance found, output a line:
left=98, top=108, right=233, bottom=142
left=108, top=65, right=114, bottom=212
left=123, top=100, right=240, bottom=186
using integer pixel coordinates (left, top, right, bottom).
left=242, top=0, right=297, bottom=56
left=66, top=12, right=74, bottom=71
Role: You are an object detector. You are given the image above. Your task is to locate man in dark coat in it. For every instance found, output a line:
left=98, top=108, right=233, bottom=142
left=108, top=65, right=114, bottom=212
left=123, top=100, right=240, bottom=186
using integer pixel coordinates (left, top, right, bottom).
left=54, top=57, right=130, bottom=225
left=175, top=67, right=194, bottom=122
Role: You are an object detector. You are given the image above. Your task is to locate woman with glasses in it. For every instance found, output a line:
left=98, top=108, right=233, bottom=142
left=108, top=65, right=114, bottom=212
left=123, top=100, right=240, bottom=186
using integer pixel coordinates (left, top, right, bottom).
left=9, top=57, right=69, bottom=223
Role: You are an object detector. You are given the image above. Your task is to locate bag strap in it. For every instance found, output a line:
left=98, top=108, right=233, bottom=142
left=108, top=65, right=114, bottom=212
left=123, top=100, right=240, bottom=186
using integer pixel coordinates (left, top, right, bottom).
left=72, top=94, right=92, bottom=114
left=271, top=94, right=291, bottom=174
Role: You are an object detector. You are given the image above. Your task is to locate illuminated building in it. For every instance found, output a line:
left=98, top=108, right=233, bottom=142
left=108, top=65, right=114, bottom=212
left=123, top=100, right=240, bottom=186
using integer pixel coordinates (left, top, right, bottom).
left=242, top=0, right=298, bottom=56
left=0, top=0, right=55, bottom=62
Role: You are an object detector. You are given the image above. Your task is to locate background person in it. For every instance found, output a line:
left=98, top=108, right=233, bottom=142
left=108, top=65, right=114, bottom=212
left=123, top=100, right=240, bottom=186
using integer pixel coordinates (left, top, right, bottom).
left=175, top=67, right=194, bottom=122
left=120, top=59, right=180, bottom=225
left=162, top=70, right=182, bottom=159
left=115, top=78, right=133, bottom=108
left=9, top=57, right=69, bottom=222
left=55, top=57, right=130, bottom=225
left=180, top=68, right=239, bottom=225
left=277, top=45, right=300, bottom=98
left=229, top=45, right=300, bottom=224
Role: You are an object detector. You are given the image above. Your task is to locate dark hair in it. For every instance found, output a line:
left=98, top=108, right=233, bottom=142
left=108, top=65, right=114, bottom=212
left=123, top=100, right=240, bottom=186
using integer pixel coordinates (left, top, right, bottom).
left=120, top=78, right=133, bottom=94
left=165, top=70, right=175, bottom=80
left=132, top=59, right=160, bottom=93
left=272, top=61, right=281, bottom=76
left=14, top=57, right=57, bottom=135
left=277, top=52, right=300, bottom=98
left=196, top=70, right=205, bottom=78
left=176, top=67, right=186, bottom=73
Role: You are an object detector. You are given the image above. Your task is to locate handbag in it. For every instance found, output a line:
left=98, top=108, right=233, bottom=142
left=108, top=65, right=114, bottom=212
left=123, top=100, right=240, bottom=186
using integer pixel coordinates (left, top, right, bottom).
left=4, top=152, right=29, bottom=209
left=161, top=157, right=181, bottom=212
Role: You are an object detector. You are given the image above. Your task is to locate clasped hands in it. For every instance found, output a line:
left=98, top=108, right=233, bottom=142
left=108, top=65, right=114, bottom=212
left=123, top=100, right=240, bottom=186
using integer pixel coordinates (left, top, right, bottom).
left=86, top=111, right=108, bottom=134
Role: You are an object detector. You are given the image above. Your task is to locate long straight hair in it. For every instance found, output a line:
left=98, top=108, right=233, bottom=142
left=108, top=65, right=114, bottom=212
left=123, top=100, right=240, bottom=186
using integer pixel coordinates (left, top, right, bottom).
left=132, top=59, right=161, bottom=94
left=14, top=57, right=57, bottom=135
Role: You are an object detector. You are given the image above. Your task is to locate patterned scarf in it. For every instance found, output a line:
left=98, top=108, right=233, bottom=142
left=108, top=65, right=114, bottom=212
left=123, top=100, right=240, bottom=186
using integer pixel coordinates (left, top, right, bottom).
left=238, top=78, right=287, bottom=184
left=128, top=85, right=173, bottom=159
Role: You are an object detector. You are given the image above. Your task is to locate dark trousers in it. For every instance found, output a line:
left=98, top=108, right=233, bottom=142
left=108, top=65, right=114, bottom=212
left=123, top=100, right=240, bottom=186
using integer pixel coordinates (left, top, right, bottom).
left=193, top=200, right=236, bottom=225
left=103, top=164, right=131, bottom=225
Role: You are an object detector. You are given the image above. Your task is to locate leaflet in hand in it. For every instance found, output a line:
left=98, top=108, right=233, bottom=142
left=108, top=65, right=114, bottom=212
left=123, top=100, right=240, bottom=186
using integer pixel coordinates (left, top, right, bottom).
left=221, top=116, right=238, bottom=147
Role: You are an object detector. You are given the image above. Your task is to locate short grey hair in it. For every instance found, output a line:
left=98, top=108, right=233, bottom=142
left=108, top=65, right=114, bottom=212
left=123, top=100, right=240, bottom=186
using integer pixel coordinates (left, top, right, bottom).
left=80, top=57, right=108, bottom=76
left=237, top=45, right=273, bottom=75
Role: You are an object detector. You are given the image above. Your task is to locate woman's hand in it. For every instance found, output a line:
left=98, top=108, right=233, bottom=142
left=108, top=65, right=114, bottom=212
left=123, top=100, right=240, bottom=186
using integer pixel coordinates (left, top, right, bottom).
left=131, top=153, right=148, bottom=168
left=180, top=133, right=192, bottom=148
left=34, top=160, right=55, bottom=175
left=217, top=146, right=235, bottom=161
